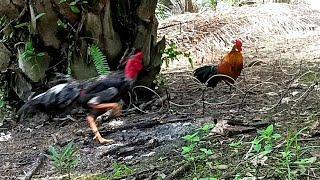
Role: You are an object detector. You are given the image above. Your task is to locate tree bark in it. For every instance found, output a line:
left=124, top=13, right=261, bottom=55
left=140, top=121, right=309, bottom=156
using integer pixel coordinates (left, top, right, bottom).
left=0, top=0, right=165, bottom=102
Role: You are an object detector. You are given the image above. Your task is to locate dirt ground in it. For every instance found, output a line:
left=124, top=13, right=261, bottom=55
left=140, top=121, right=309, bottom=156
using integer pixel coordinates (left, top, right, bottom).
left=0, top=31, right=319, bottom=179
left=1, top=4, right=320, bottom=180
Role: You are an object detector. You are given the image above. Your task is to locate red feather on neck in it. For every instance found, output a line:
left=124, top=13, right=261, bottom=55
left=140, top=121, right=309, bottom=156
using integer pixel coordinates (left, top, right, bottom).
left=124, top=52, right=144, bottom=80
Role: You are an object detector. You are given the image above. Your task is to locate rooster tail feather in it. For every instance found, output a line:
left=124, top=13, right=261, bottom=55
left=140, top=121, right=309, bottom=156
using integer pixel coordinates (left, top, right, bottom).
left=17, top=100, right=37, bottom=118
left=194, top=65, right=219, bottom=88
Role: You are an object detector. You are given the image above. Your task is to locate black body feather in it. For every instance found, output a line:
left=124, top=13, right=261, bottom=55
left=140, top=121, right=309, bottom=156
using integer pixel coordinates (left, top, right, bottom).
left=18, top=82, right=81, bottom=117
left=79, top=72, right=133, bottom=108
left=194, top=65, right=220, bottom=88
left=18, top=72, right=135, bottom=119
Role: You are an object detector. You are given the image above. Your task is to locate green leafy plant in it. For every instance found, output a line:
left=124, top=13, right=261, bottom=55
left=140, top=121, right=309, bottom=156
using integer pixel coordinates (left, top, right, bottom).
left=162, top=43, right=182, bottom=67
left=278, top=127, right=315, bottom=180
left=111, top=163, right=134, bottom=179
left=229, top=139, right=243, bottom=153
left=89, top=43, right=110, bottom=76
left=0, top=15, right=6, bottom=30
left=59, top=0, right=88, bottom=14
left=182, top=124, right=214, bottom=161
left=162, top=43, right=194, bottom=68
left=48, top=141, right=79, bottom=179
left=182, top=124, right=217, bottom=178
left=57, top=19, right=67, bottom=29
left=209, top=0, right=217, bottom=9
left=0, top=97, right=4, bottom=109
left=21, top=41, right=45, bottom=62
left=252, top=124, right=281, bottom=155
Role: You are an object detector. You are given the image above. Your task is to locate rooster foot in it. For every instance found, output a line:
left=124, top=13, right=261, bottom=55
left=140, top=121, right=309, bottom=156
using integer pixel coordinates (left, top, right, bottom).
left=93, top=134, right=114, bottom=144
left=87, top=115, right=114, bottom=144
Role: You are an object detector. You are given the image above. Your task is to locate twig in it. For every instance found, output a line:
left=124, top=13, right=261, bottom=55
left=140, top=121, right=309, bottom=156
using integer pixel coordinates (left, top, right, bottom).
left=21, top=153, right=46, bottom=180
left=139, top=96, right=167, bottom=111
left=53, top=115, right=77, bottom=122
left=293, top=82, right=317, bottom=106
left=97, top=143, right=127, bottom=157
left=227, top=120, right=270, bottom=128
left=117, top=140, right=158, bottom=156
left=164, top=162, right=190, bottom=180
left=132, top=166, right=158, bottom=180
left=298, top=137, right=320, bottom=142
left=51, top=134, right=58, bottom=145
left=129, top=85, right=164, bottom=114
left=165, top=87, right=171, bottom=110
left=302, top=173, right=319, bottom=179
left=98, top=138, right=159, bottom=157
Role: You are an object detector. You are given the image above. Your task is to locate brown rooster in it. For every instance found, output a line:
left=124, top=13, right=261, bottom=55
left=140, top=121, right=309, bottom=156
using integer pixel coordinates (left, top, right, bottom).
left=194, top=39, right=244, bottom=88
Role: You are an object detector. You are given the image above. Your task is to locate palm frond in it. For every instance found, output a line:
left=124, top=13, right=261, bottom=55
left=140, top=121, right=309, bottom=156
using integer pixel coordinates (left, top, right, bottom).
left=89, top=44, right=110, bottom=76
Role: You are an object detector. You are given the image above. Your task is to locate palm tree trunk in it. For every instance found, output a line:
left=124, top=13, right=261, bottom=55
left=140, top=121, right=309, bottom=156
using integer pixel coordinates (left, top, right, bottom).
left=0, top=0, right=165, bottom=101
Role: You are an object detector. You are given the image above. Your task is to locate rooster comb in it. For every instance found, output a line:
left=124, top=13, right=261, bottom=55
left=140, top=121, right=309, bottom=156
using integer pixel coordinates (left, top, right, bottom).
left=234, top=39, right=242, bottom=46
left=124, top=51, right=144, bottom=79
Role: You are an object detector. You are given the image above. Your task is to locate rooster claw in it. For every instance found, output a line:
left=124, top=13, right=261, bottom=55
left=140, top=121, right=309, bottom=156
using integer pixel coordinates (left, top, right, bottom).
left=93, top=135, right=114, bottom=144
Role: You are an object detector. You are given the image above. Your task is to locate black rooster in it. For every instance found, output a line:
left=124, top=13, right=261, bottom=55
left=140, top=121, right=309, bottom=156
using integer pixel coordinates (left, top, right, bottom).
left=18, top=51, right=145, bottom=144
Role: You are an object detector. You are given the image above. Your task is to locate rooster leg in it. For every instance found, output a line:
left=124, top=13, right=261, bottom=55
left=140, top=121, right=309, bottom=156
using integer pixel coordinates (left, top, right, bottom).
left=86, top=115, right=114, bottom=144
left=224, top=81, right=234, bottom=93
left=86, top=103, right=122, bottom=144
left=229, top=84, right=233, bottom=92
left=90, top=103, right=122, bottom=117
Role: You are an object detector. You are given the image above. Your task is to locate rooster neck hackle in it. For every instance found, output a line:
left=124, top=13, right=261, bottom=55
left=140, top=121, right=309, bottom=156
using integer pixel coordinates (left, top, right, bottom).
left=124, top=52, right=144, bottom=80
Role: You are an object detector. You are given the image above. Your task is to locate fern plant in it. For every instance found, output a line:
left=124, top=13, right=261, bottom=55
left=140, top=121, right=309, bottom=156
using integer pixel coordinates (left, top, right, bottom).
left=89, top=44, right=110, bottom=76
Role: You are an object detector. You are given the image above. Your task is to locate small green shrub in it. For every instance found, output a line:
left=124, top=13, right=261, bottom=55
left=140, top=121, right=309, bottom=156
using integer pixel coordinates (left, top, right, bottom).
left=21, top=41, right=45, bottom=62
left=182, top=124, right=214, bottom=161
left=278, top=128, right=315, bottom=179
left=162, top=43, right=194, bottom=68
left=252, top=124, right=281, bottom=155
left=112, top=163, right=134, bottom=179
left=48, top=141, right=79, bottom=179
left=181, top=124, right=221, bottom=179
left=59, top=0, right=88, bottom=14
